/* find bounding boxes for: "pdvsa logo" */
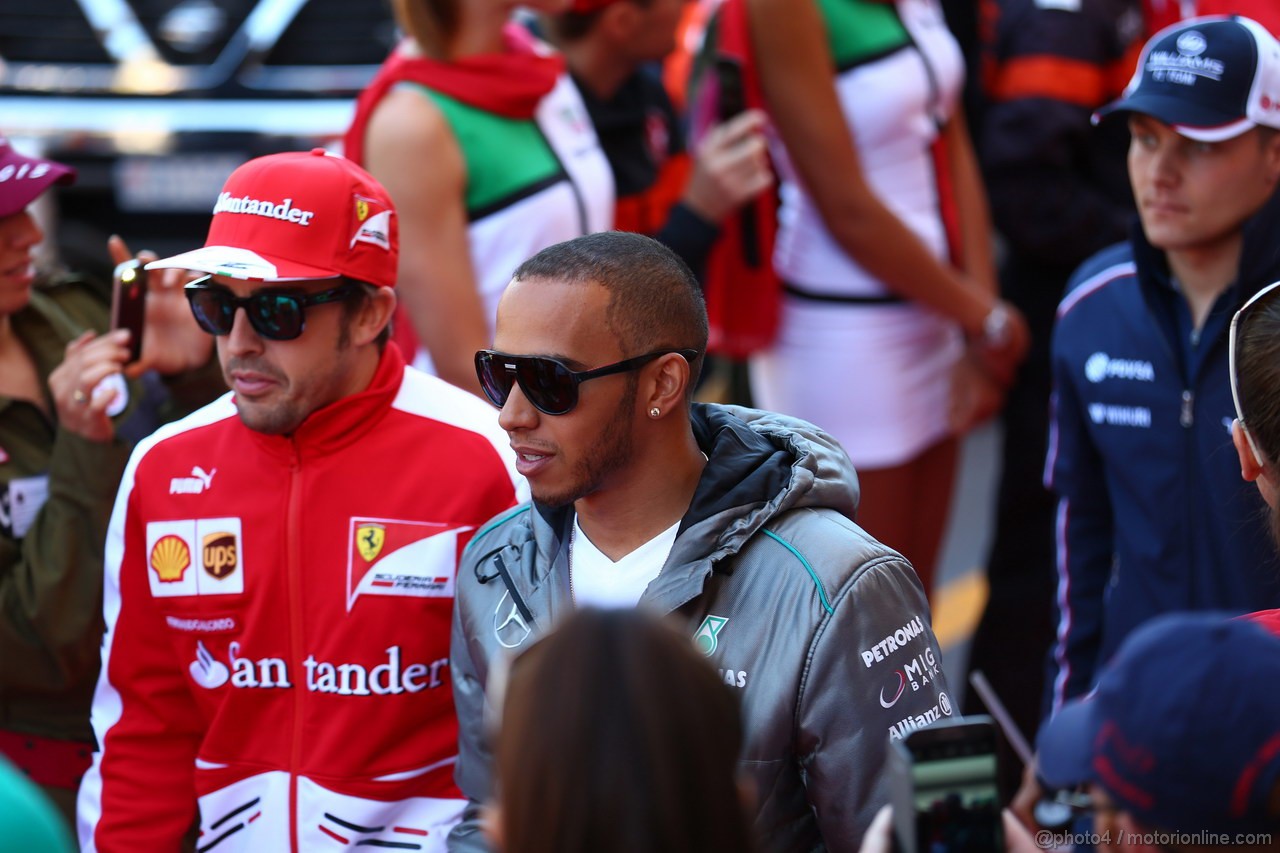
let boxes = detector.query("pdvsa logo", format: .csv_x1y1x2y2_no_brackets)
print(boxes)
1084,352,1154,383
146,518,244,598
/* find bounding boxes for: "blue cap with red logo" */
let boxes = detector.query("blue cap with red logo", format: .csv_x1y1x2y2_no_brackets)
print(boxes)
1036,612,1280,835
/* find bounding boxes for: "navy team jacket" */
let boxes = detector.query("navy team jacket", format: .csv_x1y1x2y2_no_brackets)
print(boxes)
1044,191,1280,715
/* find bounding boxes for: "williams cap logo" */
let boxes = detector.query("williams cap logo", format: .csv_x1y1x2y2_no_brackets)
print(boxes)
150,534,191,583
356,523,385,562
694,615,729,656
202,532,238,579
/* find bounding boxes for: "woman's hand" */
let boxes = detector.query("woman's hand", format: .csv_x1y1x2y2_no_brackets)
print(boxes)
683,109,774,223
48,329,132,442
108,235,212,378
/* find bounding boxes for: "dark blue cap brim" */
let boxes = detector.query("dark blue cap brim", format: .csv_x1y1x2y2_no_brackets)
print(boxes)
1035,697,1102,789
1093,92,1253,140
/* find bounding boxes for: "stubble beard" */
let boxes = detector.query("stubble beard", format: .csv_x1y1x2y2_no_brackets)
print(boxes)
533,380,639,509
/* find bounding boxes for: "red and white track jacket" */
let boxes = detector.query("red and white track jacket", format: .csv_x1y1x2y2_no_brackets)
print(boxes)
78,345,521,852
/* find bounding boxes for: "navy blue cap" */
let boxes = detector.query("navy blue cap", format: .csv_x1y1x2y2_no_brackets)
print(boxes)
1094,16,1280,142
1037,612,1280,835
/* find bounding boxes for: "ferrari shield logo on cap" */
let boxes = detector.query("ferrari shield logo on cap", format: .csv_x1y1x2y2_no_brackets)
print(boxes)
356,523,385,562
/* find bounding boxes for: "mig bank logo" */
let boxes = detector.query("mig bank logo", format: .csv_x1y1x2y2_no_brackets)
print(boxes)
694,615,729,656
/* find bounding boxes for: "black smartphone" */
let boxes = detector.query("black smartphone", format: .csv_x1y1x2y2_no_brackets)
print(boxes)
715,56,746,123
888,716,1005,853
713,55,762,267
111,259,147,364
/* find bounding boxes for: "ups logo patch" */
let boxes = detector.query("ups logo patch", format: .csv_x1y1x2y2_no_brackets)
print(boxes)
203,532,238,579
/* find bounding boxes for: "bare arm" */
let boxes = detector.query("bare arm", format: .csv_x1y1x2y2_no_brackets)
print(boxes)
745,0,993,335
364,87,487,396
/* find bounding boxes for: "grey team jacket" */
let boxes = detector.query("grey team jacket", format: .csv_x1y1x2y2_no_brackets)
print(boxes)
448,404,951,852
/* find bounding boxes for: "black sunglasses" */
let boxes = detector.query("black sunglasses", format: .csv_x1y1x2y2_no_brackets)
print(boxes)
475,348,699,415
184,276,362,341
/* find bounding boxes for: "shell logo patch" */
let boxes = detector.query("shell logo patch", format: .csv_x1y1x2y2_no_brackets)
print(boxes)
346,518,473,611
147,518,244,598
150,535,191,583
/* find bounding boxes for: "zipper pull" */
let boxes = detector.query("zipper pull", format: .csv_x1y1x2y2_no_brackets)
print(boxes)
1180,389,1194,427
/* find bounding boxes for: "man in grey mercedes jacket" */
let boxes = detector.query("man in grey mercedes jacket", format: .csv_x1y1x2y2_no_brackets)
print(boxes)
449,232,950,852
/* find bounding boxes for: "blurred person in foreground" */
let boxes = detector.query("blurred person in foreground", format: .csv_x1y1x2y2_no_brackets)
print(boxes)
1230,277,1280,637
450,231,950,852
1036,611,1280,851
76,150,521,851
344,0,613,392
486,607,754,853
0,139,219,824
1044,15,1280,716
542,0,773,281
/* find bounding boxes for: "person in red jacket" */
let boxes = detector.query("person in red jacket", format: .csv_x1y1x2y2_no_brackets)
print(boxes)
75,149,522,852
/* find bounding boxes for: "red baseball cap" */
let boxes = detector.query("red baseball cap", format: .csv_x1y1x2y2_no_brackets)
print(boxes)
148,149,398,287
0,139,75,218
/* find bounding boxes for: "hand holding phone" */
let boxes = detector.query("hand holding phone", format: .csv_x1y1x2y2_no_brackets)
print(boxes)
111,258,148,364
888,716,1005,853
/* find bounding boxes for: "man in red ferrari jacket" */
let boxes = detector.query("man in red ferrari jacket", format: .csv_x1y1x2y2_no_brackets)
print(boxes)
75,149,522,852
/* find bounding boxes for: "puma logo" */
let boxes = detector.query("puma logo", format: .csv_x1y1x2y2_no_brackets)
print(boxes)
170,466,218,495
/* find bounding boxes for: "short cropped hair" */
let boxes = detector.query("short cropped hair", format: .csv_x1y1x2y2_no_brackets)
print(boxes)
511,231,708,398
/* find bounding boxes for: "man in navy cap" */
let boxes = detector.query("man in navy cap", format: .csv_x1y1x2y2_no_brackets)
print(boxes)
1044,15,1280,718
1037,612,1280,850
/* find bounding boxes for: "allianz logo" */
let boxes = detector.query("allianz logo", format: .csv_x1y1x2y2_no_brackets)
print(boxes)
1089,404,1152,428
1085,352,1155,383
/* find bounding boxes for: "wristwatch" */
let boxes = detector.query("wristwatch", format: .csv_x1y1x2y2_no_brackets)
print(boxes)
981,302,1012,349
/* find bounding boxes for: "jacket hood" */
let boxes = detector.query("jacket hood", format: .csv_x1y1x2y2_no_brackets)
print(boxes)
686,403,858,529
661,403,859,574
